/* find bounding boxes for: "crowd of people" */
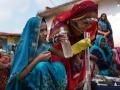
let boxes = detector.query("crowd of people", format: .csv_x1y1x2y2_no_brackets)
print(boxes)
0,0,120,90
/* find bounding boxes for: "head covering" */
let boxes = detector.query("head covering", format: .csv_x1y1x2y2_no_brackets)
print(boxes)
11,16,42,75
94,35,106,47
99,13,112,32
90,35,112,62
55,0,97,22
49,0,98,39
6,16,43,90
99,13,107,21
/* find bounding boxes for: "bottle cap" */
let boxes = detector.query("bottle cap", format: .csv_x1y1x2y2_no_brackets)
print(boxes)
60,27,65,33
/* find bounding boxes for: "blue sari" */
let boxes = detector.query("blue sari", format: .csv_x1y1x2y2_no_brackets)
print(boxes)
6,17,67,90
90,35,113,76
98,19,114,48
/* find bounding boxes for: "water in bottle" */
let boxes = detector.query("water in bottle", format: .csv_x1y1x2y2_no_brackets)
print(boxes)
60,27,73,58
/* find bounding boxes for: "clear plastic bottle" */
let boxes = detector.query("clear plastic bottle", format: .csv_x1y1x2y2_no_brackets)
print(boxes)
60,27,73,58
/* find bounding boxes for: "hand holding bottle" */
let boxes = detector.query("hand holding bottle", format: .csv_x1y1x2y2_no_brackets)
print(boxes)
58,27,73,58
52,30,68,43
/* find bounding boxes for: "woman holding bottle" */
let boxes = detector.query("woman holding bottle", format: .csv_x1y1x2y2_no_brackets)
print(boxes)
49,0,98,89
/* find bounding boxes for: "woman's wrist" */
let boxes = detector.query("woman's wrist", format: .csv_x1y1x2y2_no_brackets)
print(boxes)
34,57,41,64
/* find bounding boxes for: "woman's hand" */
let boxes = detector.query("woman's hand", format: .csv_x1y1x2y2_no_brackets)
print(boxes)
54,32,68,43
36,51,51,62
104,31,110,38
19,51,51,79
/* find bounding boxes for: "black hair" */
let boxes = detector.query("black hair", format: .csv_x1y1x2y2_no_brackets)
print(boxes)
100,13,107,21
99,13,111,30
98,13,106,21
42,18,46,23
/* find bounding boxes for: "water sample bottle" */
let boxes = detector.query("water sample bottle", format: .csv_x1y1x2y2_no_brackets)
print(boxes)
60,27,73,58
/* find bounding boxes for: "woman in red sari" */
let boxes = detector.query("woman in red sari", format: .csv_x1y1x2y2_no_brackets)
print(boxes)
49,0,98,90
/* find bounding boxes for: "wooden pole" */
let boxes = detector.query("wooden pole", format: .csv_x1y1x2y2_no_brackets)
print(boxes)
83,32,91,90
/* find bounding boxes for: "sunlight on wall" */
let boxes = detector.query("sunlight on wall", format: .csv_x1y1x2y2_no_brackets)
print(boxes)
108,13,120,47
98,0,120,47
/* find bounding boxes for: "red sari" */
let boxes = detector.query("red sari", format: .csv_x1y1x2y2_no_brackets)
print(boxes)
51,43,86,90
50,0,97,89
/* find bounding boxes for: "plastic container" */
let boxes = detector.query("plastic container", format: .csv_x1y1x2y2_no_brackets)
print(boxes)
60,27,73,58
